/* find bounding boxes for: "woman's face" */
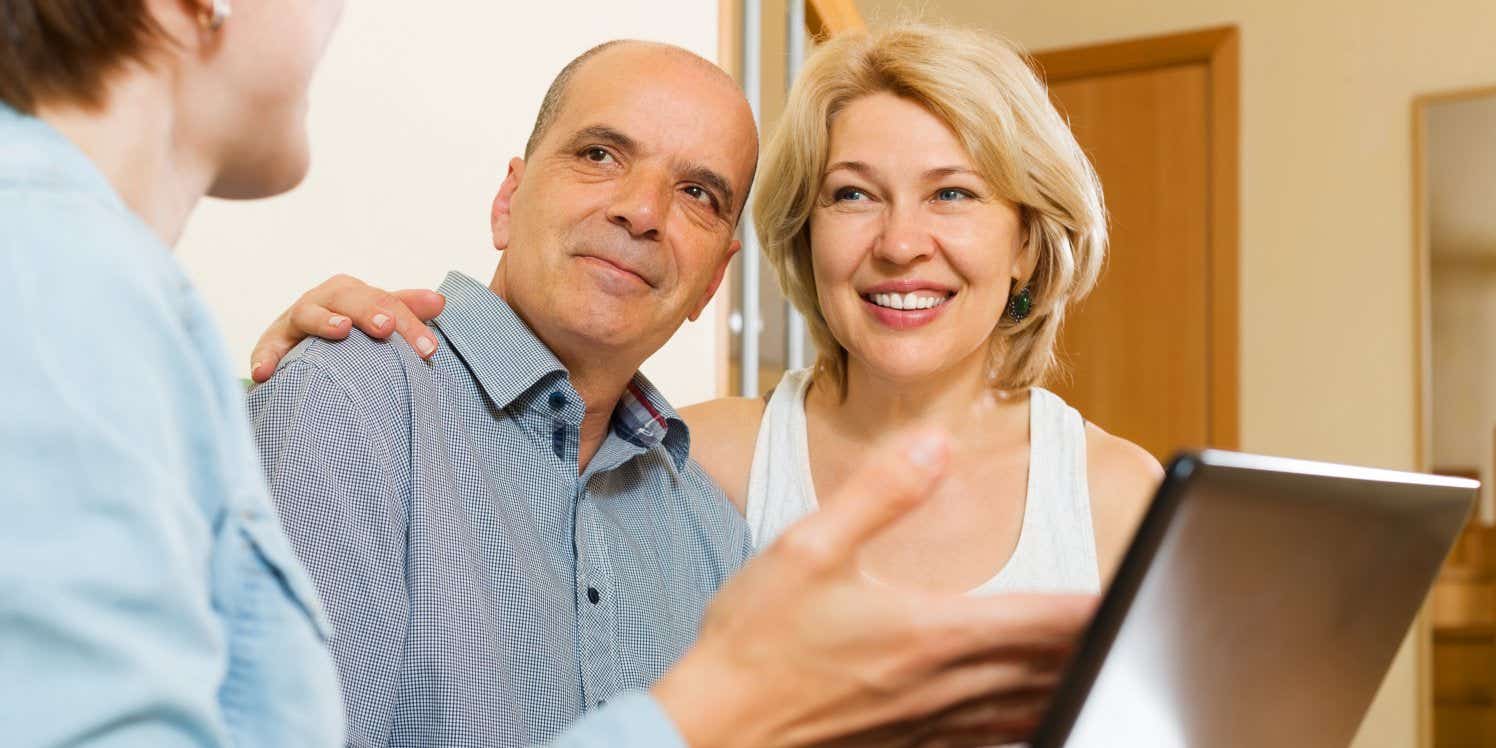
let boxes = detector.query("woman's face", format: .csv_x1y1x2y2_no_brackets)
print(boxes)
809,92,1028,385
186,0,346,199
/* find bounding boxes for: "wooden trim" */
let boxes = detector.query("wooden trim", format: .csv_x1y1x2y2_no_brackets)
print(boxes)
1206,29,1240,451
1410,82,1496,748
716,0,740,398
1034,26,1238,83
1033,27,1240,451
1412,95,1431,748
807,0,864,38
718,0,741,82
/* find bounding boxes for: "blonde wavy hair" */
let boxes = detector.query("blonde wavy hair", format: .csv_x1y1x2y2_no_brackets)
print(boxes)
754,22,1107,394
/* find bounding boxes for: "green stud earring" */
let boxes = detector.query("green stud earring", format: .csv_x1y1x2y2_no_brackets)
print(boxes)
1007,286,1032,321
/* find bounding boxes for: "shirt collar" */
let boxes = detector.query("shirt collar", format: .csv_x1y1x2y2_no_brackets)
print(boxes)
432,271,691,467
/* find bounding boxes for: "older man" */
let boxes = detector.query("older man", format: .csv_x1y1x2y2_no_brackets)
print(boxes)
251,40,1091,747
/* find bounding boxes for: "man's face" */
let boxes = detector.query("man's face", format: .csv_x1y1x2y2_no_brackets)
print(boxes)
491,45,758,365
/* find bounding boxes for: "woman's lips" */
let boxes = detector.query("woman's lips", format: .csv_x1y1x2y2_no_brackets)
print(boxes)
860,291,954,330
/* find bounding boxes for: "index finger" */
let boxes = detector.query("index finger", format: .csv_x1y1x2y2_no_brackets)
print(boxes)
783,427,950,563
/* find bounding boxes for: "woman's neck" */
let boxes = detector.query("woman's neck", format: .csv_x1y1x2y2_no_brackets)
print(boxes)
37,68,216,247
813,347,1021,442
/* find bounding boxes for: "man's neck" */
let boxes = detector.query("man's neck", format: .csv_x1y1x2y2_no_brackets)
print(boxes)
38,68,214,247
490,270,644,472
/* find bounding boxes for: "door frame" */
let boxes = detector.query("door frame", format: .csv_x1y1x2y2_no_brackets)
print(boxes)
1033,26,1241,450
1411,81,1496,748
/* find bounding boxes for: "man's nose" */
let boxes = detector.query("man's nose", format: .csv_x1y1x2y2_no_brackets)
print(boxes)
607,167,669,241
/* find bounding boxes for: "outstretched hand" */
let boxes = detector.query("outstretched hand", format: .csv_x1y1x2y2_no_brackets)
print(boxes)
653,428,1096,747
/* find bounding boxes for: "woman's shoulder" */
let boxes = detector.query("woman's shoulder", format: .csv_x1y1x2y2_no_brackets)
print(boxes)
1079,418,1164,581
678,395,769,515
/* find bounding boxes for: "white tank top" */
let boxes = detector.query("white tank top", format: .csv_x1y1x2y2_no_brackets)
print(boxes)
745,368,1101,594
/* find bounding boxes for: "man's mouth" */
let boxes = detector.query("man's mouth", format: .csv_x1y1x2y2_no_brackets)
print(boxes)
579,254,654,289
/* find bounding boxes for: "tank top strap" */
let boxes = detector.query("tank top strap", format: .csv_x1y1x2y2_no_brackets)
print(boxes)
744,368,818,548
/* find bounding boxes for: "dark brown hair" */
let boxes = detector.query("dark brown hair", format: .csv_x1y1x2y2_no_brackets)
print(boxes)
0,0,164,112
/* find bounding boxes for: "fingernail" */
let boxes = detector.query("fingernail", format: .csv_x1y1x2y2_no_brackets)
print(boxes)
906,430,949,475
251,360,264,375
417,337,436,356
329,314,350,328
371,313,392,329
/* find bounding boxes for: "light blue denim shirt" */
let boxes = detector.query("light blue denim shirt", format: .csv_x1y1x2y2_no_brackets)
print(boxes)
0,104,343,746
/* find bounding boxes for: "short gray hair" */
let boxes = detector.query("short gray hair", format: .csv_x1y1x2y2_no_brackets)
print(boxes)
523,40,626,158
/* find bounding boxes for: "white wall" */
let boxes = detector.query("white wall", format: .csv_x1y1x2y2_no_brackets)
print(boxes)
853,1,1496,746
177,1,724,406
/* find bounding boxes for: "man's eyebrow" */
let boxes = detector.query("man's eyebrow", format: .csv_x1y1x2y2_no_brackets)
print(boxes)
682,163,736,216
562,125,639,154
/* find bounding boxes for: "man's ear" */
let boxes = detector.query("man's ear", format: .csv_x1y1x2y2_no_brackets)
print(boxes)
490,157,526,251
688,239,741,322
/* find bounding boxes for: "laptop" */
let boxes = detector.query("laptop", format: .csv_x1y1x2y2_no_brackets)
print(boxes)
1033,450,1478,747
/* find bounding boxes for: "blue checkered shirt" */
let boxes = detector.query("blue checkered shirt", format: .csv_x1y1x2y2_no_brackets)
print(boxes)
248,271,752,747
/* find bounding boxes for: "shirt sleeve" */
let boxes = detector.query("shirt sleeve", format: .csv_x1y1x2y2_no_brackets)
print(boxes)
249,354,411,748
0,213,228,746
546,691,688,748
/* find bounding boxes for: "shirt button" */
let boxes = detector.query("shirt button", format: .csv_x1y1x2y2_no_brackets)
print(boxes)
587,587,601,604
549,390,567,410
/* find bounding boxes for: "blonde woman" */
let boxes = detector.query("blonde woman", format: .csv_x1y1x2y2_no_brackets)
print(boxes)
260,23,1160,594
689,23,1161,592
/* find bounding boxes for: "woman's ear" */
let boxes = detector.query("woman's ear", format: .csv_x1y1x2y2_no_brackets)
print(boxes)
1012,214,1040,284
490,157,526,251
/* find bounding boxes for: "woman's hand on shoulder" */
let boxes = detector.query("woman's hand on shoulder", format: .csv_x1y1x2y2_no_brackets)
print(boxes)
250,275,445,383
1084,424,1165,583
679,397,767,516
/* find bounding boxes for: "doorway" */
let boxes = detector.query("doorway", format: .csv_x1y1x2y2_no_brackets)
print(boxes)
1032,27,1241,458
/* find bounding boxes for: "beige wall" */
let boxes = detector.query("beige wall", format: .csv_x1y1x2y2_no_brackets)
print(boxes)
177,1,723,406
856,0,1496,745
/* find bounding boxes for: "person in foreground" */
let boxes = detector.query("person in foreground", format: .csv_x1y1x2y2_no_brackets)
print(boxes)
0,0,348,744
248,39,1096,747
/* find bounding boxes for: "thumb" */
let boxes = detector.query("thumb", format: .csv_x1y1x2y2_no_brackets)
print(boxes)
789,427,950,561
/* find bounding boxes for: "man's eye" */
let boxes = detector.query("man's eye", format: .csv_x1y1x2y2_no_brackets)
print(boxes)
583,147,614,163
834,187,867,201
683,185,719,210
936,188,974,201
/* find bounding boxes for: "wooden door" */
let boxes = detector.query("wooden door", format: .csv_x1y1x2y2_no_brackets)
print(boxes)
1034,29,1240,459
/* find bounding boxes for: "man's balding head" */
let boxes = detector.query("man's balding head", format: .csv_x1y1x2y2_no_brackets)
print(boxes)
524,41,752,167
490,38,759,374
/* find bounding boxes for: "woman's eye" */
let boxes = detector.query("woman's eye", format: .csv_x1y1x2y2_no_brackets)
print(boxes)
834,187,867,201
583,147,614,163
935,188,973,201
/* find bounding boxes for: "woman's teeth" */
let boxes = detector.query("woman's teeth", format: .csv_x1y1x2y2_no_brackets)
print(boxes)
867,292,949,311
